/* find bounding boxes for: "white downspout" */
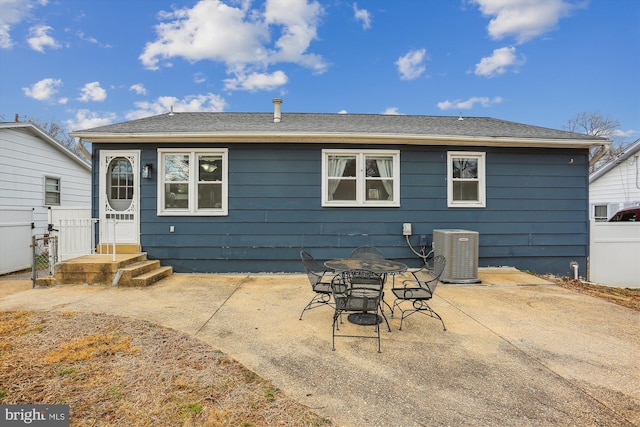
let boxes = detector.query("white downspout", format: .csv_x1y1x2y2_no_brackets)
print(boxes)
75,137,92,161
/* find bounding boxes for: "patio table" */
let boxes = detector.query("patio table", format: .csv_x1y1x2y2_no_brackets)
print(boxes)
324,258,407,325
324,258,408,275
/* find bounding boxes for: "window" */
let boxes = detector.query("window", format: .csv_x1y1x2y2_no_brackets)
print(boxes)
447,151,486,208
322,149,400,207
107,157,134,211
44,176,60,206
593,204,609,222
158,149,228,216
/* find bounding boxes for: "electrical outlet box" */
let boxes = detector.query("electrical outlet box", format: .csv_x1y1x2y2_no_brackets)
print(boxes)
170,225,175,233
402,223,412,236
419,235,427,246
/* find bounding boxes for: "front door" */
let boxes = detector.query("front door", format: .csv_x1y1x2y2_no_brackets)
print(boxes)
99,151,140,245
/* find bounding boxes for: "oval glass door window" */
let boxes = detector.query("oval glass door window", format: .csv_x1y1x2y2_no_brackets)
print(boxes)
107,157,134,211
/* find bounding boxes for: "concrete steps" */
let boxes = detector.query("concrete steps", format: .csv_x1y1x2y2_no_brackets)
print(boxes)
115,260,173,287
47,253,172,287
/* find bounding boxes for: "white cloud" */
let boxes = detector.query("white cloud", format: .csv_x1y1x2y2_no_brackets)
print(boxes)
395,48,427,80
437,96,503,110
0,23,11,49
65,109,117,132
78,81,107,102
471,0,580,44
613,129,639,138
264,0,326,72
475,46,524,77
382,107,403,115
224,70,288,91
27,24,60,52
76,30,97,44
22,77,62,101
139,0,326,91
125,93,227,120
0,0,46,48
129,83,147,95
338,110,348,114
353,3,372,30
194,72,207,84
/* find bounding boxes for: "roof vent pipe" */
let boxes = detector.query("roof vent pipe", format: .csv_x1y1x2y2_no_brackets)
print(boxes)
272,98,282,123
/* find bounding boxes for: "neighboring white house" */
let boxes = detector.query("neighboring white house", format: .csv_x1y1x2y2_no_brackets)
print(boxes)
0,121,91,274
589,138,640,221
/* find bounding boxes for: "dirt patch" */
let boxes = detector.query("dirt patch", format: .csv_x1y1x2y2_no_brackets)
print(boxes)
542,275,640,312
0,310,333,427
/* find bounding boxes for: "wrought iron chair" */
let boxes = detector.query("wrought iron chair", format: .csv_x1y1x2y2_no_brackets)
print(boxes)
391,255,447,331
299,250,335,320
350,245,385,259
330,269,387,352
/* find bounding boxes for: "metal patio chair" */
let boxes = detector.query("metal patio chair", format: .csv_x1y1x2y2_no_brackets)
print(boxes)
350,245,385,259
391,255,447,331
330,269,387,352
299,250,336,320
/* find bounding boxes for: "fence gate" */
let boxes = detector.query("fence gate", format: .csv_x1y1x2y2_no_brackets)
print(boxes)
32,235,58,288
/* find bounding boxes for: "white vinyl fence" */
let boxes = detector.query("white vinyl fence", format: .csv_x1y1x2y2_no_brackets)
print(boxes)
589,221,640,288
49,207,93,261
49,207,120,261
0,207,33,274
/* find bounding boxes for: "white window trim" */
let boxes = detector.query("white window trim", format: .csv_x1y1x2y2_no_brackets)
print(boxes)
447,151,486,208
44,175,61,206
157,148,228,216
322,149,400,207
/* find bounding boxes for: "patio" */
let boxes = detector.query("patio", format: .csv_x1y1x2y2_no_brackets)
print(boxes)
1,269,638,426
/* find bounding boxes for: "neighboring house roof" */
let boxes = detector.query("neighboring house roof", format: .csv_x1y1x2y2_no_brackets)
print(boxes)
70,111,607,149
1,121,91,170
589,137,640,183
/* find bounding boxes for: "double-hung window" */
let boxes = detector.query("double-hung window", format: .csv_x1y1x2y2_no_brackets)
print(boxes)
447,151,486,208
592,204,609,221
322,149,400,207
44,176,61,206
158,149,228,216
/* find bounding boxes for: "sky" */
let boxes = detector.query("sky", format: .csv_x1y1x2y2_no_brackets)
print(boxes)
0,0,638,144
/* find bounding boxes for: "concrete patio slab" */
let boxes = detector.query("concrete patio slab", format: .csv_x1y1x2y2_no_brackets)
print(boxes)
1,270,638,426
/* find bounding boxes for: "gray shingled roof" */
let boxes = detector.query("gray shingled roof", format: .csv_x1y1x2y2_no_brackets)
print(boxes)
70,112,607,147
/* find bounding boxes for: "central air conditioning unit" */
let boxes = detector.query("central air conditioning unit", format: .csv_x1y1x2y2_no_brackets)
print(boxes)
433,229,481,283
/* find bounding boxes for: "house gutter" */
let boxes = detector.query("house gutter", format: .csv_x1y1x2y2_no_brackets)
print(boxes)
75,137,92,161
68,132,604,149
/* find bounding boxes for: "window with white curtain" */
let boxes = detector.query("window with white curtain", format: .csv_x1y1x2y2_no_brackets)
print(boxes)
322,149,400,207
158,148,228,216
447,151,486,208
592,204,609,221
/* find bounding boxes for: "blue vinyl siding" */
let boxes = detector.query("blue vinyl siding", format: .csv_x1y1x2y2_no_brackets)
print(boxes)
94,143,590,276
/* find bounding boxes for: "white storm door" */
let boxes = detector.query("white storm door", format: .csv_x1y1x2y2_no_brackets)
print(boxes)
99,150,140,245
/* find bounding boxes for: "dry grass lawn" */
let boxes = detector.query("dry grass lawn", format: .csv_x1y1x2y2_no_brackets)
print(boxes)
0,310,332,427
543,275,640,312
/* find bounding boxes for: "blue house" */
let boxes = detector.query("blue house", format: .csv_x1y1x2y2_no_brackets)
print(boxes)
70,100,608,276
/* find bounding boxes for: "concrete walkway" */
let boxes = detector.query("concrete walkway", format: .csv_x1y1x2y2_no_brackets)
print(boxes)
1,269,638,426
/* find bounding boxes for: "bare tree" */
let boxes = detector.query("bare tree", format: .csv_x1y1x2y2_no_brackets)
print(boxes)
24,117,90,160
564,111,623,172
